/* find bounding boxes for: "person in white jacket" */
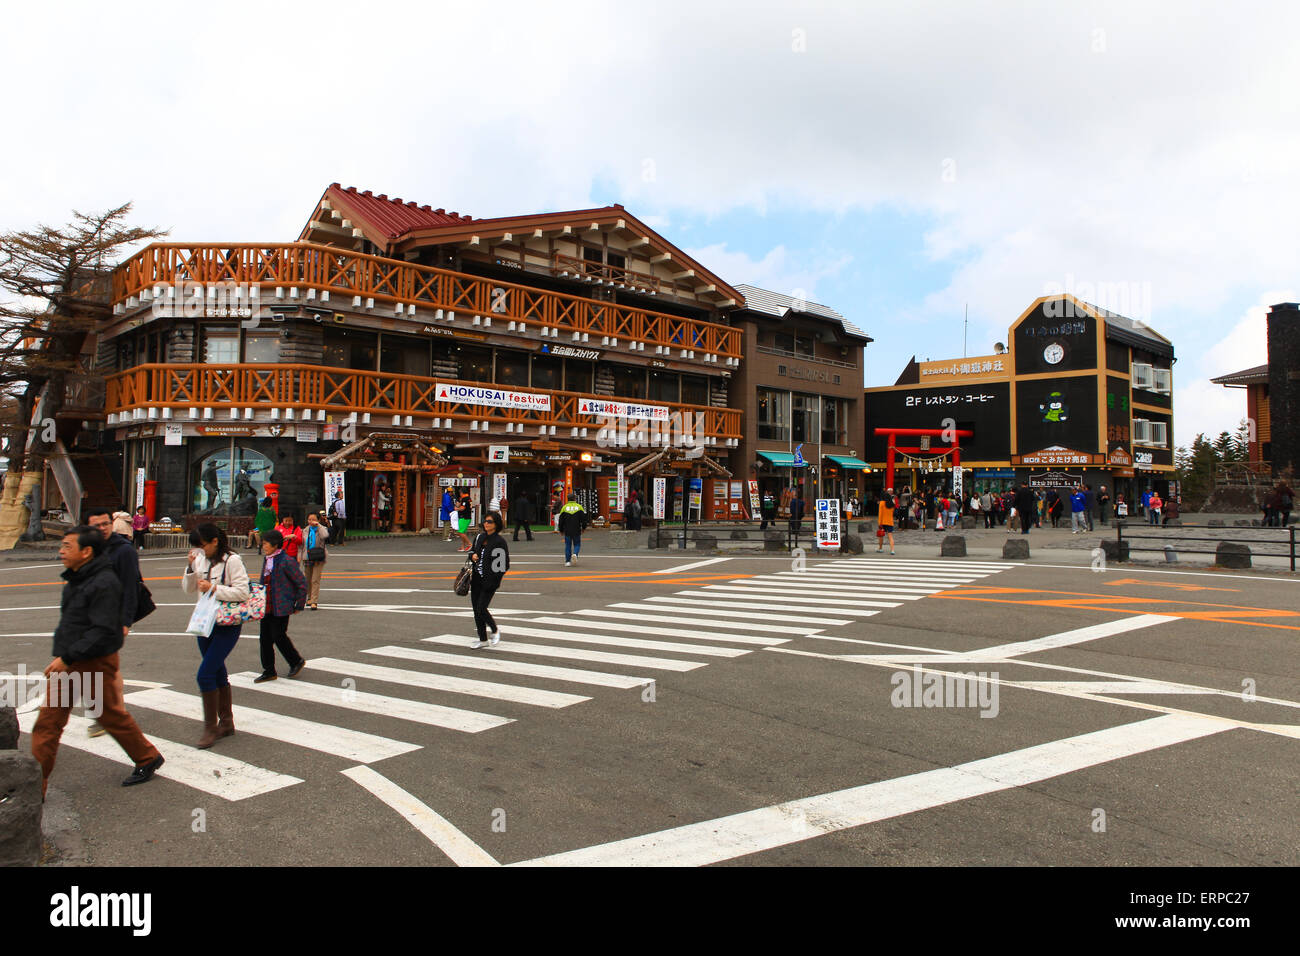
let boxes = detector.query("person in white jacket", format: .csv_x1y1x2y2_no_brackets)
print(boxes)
181,523,251,749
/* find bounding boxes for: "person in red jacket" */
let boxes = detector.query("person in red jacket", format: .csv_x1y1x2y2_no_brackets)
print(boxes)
276,513,304,559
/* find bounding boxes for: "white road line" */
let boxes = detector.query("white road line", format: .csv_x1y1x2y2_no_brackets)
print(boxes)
342,766,499,867
616,602,852,626
18,711,301,801
695,587,902,608
418,635,709,671
324,654,591,706
649,596,881,617
575,608,816,636
124,688,421,763
491,624,754,655
802,635,963,653
1008,680,1216,696
740,576,941,593
531,615,787,647
652,557,733,574
769,572,980,586
954,614,1180,661
716,581,928,600
513,714,1228,866
228,672,512,733
358,647,649,689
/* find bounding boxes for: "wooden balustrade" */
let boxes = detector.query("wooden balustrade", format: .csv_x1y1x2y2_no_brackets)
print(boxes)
113,243,742,359
105,364,742,440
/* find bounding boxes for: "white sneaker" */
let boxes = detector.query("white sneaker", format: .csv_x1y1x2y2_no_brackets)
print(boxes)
489,629,501,646
470,639,489,649
565,560,571,567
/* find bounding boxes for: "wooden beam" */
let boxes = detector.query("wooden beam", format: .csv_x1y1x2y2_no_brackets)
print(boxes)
673,269,695,280
630,237,650,248
651,253,672,263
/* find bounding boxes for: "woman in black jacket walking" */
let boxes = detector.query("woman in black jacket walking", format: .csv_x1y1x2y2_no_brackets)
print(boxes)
468,511,510,648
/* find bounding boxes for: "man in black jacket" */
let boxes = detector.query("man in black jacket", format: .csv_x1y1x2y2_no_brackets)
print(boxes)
85,508,152,738
511,491,536,541
30,527,164,797
1013,484,1036,535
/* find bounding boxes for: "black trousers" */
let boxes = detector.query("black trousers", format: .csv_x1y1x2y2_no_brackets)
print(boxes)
512,518,533,540
331,518,346,546
760,510,775,529
259,614,303,675
1020,511,1034,535
470,577,498,642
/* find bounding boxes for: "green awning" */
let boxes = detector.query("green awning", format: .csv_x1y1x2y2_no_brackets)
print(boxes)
757,450,804,467
827,455,870,470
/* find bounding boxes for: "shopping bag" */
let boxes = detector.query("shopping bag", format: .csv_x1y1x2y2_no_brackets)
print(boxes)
186,590,220,637
216,583,267,626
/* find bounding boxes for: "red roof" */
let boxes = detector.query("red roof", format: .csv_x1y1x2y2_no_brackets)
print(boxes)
325,183,475,240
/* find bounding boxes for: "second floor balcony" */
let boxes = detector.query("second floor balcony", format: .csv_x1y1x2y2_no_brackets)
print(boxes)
105,363,742,449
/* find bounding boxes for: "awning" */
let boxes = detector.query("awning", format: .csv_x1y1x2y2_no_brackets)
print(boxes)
757,450,804,467
826,455,870,470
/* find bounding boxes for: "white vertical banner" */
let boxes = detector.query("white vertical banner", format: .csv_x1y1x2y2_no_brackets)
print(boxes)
815,498,842,551
616,464,626,513
493,472,508,508
653,477,666,519
952,464,964,502
324,472,346,512
135,467,146,511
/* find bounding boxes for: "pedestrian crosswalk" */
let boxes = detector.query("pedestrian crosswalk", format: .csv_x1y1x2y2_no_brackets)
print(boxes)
33,557,1015,802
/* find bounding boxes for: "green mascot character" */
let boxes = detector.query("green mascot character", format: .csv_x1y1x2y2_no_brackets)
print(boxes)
1040,392,1069,423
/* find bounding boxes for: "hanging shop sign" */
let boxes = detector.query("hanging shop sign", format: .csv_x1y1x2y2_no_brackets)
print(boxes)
434,383,552,412
815,499,842,551
1028,471,1082,488
323,423,340,441
1108,446,1133,467
1013,446,1099,466
371,433,423,451
653,477,666,519
952,464,964,500
195,424,256,437
493,472,508,505
488,445,510,463
296,424,319,443
135,468,146,511
324,472,345,511
577,398,669,421
1133,451,1155,469
164,423,183,446
616,464,626,513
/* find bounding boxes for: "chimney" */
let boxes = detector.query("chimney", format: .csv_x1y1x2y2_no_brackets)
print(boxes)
1267,302,1299,481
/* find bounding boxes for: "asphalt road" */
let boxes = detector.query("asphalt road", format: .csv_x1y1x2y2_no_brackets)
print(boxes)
4,534,1297,867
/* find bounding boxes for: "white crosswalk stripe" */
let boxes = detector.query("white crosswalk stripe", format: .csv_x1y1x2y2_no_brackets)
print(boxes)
533,615,789,646
574,608,805,638
464,623,750,657
648,595,883,617
694,587,903,608
611,602,851,626
331,654,592,705
418,634,709,671
353,648,649,690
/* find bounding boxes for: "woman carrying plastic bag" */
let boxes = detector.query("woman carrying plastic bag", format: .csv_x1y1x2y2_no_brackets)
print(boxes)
182,523,251,749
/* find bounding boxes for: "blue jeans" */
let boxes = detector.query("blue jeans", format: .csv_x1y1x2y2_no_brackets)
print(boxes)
196,623,243,692
565,535,581,561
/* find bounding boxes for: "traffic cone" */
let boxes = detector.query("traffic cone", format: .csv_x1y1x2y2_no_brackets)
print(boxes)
936,513,944,530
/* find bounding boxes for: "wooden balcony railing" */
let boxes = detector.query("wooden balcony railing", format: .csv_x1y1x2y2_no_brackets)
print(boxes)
112,243,742,360
105,364,742,441
551,252,674,297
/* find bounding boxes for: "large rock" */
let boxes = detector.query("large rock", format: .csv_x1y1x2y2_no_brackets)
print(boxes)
0,750,43,867
0,706,17,749
842,533,864,555
941,535,967,557
1207,519,1224,528
729,530,749,540
1216,541,1251,569
763,531,786,552
960,516,977,529
646,532,665,550
1100,539,1130,563
1003,537,1030,560
1233,520,1251,527
692,533,717,551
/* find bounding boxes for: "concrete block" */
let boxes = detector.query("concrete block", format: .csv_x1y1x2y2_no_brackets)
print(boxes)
1100,539,1130,563
0,706,16,750
1216,541,1251,569
960,516,977,529
842,533,864,554
763,532,786,552
941,535,967,557
0,750,43,867
1002,537,1030,560
1233,520,1251,527
1208,519,1225,527
729,530,749,540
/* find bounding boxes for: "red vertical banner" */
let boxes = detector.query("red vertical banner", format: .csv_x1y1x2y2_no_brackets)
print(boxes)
564,465,574,500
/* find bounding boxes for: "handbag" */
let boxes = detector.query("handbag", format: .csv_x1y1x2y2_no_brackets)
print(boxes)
186,590,220,637
453,560,473,597
203,559,268,627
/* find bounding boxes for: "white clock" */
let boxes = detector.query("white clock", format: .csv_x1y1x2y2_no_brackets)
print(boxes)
1043,342,1065,365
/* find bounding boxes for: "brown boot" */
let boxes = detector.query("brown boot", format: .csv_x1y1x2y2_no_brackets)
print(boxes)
197,689,221,749
216,685,236,740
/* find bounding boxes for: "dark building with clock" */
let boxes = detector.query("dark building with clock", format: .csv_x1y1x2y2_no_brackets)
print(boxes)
864,294,1175,505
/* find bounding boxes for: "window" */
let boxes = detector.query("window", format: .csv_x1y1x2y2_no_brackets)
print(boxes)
681,374,708,406
796,334,815,358
202,327,239,364
565,359,593,394
821,397,846,445
757,388,788,441
1153,368,1172,394
648,370,679,403
607,251,626,270
496,348,530,387
612,365,646,399
455,345,492,382
191,446,273,514
1150,421,1168,447
323,329,377,370
1132,363,1154,390
243,332,279,363
792,393,819,443
531,354,561,390
380,335,430,376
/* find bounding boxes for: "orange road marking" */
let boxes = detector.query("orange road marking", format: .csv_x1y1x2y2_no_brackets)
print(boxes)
1102,577,1238,592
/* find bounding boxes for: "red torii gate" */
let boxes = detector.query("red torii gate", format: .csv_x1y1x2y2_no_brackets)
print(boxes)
874,427,974,490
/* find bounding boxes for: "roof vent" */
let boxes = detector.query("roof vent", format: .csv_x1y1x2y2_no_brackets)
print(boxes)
435,208,445,215
329,182,341,189
421,205,431,212
362,190,373,197
378,194,388,201
449,211,458,218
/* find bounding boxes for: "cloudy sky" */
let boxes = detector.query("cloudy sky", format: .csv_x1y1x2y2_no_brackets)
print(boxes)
5,1,1296,447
